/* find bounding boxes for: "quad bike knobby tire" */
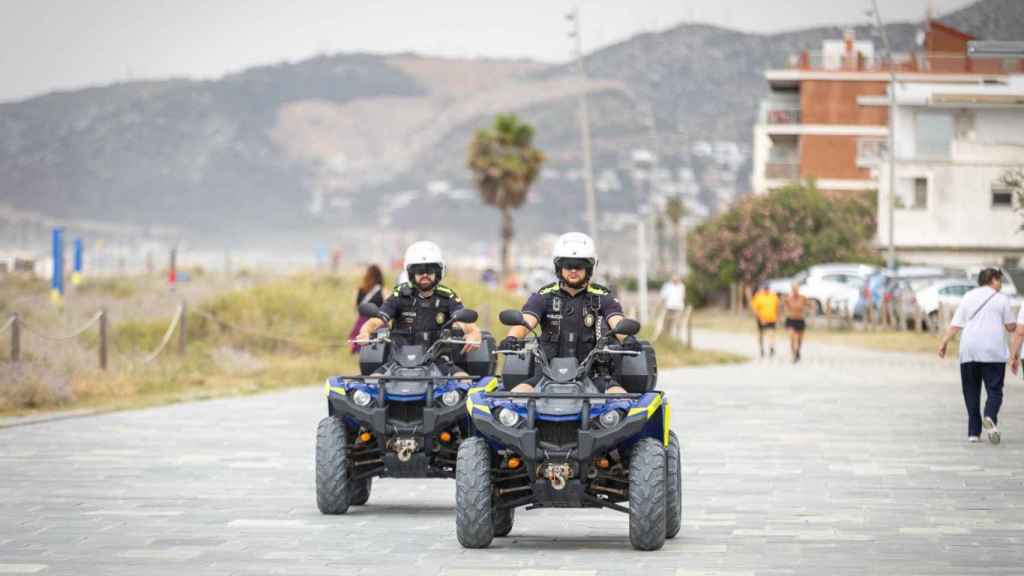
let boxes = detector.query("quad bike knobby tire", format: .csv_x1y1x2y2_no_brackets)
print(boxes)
455,437,494,548
629,437,667,551
316,417,351,515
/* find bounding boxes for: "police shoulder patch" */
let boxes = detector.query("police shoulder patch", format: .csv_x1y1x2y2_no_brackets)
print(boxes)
538,282,559,295
587,283,610,295
435,284,453,295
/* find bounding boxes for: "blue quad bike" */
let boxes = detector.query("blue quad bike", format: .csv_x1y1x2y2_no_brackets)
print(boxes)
316,302,495,514
455,310,681,551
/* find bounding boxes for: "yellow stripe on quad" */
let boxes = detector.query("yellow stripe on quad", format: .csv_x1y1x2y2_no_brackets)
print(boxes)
466,394,492,416
468,376,499,396
663,398,671,447
627,393,669,446
466,376,499,416
323,379,347,398
627,393,663,419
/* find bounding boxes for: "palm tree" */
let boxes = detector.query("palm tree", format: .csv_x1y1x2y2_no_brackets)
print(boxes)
467,114,545,280
664,196,688,275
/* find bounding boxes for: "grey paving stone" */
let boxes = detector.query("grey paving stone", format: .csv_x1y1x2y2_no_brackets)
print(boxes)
1,331,1022,574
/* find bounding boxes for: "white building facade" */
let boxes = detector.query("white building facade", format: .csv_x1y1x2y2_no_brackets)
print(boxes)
877,77,1024,267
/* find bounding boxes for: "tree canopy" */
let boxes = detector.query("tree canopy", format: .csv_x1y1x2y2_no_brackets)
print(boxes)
686,182,880,304
467,114,545,278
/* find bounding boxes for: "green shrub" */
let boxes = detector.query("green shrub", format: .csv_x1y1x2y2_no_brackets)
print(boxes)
686,182,880,305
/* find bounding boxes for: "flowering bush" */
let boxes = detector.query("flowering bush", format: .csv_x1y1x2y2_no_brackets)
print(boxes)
686,183,880,305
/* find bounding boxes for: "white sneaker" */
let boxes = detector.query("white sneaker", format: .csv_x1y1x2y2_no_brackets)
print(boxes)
968,436,980,443
983,417,1001,445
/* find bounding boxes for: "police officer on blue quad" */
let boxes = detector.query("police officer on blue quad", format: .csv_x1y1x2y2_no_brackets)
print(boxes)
357,241,481,377
500,232,640,393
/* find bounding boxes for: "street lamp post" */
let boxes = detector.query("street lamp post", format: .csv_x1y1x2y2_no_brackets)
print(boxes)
567,7,599,249
603,212,649,326
870,0,897,270
637,215,648,325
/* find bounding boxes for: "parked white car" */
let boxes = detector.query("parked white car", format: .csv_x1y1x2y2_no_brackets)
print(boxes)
797,263,879,315
916,277,1022,328
914,278,976,319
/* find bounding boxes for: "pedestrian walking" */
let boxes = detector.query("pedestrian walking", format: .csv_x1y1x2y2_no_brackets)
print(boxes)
653,275,686,341
751,283,780,358
783,283,808,363
349,264,385,354
939,267,1016,444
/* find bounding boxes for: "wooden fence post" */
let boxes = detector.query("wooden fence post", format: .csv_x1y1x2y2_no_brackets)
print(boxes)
10,313,19,363
684,305,694,350
178,300,188,355
98,308,108,370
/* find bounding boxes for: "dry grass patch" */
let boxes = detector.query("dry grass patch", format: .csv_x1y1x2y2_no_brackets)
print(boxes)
692,310,953,355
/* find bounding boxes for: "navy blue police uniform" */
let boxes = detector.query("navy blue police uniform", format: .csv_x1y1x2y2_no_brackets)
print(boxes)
521,281,623,388
378,282,465,373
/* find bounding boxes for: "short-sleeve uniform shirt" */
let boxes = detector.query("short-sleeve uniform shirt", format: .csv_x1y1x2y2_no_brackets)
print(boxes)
522,282,624,362
378,283,464,345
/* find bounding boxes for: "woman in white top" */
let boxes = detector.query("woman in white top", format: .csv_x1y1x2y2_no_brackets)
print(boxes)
938,268,1016,444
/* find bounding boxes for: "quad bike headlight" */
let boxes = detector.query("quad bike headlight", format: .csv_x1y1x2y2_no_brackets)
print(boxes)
598,409,623,428
441,389,462,407
497,407,521,428
351,389,373,407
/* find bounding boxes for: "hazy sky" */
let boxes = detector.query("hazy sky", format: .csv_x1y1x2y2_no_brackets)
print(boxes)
0,0,977,103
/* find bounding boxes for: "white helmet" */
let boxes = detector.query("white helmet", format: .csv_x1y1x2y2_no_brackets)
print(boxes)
403,241,446,281
552,232,598,275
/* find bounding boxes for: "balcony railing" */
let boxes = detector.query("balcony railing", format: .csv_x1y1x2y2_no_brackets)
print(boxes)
766,108,801,124
791,50,1024,75
759,100,802,125
856,138,888,166
765,162,799,180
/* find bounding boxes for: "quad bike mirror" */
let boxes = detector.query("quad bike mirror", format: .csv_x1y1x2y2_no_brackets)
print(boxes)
610,318,641,337
358,302,382,318
499,309,528,327
450,308,478,325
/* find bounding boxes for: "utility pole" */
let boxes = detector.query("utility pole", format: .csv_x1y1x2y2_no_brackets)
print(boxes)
567,7,599,247
870,0,898,270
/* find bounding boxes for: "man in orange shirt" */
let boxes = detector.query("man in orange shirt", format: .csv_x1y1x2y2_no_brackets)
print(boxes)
750,283,780,358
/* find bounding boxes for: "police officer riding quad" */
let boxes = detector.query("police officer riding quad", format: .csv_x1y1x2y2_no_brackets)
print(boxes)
455,310,681,551
316,241,494,514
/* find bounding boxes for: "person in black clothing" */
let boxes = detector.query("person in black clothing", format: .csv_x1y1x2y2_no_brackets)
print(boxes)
356,241,481,376
499,232,639,393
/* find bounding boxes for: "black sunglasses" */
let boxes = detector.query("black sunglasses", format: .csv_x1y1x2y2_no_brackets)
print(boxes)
409,264,438,276
559,259,591,271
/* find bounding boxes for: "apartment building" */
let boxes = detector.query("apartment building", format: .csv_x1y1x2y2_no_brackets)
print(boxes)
876,77,1024,267
751,22,1023,195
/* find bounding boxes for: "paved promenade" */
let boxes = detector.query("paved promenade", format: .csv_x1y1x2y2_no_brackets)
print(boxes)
1,331,1022,575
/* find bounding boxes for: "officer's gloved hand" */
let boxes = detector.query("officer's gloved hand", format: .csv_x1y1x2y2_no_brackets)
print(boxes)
498,336,522,352
619,335,642,352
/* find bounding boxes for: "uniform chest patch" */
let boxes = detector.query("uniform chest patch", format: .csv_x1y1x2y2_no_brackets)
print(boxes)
584,313,595,328
436,312,446,325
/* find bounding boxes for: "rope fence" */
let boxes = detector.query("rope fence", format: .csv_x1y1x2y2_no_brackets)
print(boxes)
142,304,184,364
3,298,350,371
18,311,104,342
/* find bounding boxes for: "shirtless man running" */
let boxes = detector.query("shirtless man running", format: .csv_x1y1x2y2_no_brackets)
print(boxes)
784,283,809,363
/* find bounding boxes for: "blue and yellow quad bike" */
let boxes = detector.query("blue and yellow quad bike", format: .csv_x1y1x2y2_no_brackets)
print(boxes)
455,310,681,551
316,303,495,514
